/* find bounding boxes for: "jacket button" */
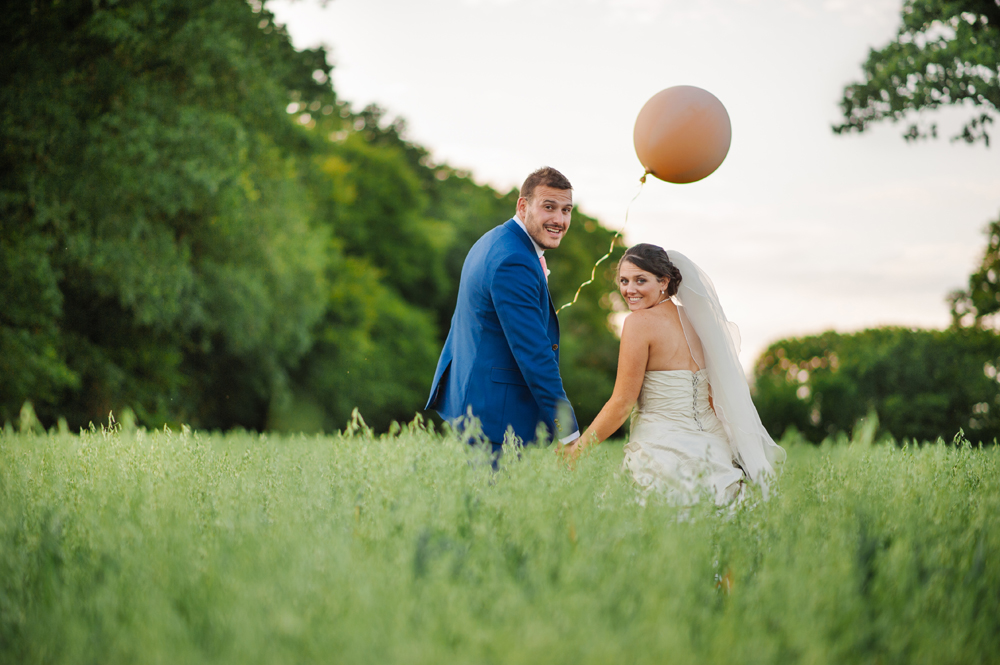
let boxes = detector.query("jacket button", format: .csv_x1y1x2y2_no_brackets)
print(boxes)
552,344,558,351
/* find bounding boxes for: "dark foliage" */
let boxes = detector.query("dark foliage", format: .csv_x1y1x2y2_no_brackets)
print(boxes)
834,0,999,145
753,327,1000,443
0,0,623,434
950,212,1000,327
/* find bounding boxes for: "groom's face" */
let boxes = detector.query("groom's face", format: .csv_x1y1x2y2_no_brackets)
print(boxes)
517,186,573,250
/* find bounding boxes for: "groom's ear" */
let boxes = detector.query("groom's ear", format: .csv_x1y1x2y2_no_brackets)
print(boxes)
516,196,527,218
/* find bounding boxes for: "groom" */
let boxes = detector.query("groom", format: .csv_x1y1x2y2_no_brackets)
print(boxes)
426,166,579,456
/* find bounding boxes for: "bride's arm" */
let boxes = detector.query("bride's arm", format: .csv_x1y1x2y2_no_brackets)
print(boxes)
574,314,651,453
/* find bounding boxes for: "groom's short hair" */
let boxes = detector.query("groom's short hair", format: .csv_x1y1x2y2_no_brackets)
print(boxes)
520,167,572,201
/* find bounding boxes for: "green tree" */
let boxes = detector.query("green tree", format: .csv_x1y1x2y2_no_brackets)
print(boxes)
828,0,1000,446
1,0,625,435
949,212,1000,326
269,253,442,434
753,327,1000,443
834,0,999,144
0,0,335,428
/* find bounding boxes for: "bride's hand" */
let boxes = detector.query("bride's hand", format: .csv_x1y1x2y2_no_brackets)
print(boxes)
558,438,582,466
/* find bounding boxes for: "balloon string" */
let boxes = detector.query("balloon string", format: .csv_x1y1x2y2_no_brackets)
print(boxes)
556,172,648,315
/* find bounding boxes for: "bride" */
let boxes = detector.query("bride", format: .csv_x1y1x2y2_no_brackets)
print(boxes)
564,244,785,504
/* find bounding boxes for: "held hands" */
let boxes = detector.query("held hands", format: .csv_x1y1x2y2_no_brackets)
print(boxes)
558,431,598,468
558,437,582,465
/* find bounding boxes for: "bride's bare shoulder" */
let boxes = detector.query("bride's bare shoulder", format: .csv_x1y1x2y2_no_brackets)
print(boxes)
622,305,680,335
622,307,654,328
622,304,680,334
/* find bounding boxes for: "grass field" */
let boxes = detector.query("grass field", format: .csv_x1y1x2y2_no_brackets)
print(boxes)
2,414,998,664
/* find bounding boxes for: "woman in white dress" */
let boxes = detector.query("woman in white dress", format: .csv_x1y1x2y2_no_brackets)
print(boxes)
564,244,785,504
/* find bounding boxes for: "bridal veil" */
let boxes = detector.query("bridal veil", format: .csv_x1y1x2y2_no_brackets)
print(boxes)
667,251,786,496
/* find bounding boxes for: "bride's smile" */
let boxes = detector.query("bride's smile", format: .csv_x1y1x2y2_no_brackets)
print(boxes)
618,261,668,311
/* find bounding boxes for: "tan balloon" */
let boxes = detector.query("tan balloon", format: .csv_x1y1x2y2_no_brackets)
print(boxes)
633,86,732,184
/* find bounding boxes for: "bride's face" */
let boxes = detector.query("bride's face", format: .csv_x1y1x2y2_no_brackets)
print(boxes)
618,261,667,311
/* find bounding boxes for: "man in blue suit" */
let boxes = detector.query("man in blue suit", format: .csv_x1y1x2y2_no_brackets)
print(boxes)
427,167,579,456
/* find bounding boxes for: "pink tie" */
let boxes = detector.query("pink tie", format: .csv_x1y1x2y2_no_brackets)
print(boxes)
539,255,548,280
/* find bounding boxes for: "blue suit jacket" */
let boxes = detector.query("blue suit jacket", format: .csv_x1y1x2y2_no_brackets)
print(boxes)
426,219,578,444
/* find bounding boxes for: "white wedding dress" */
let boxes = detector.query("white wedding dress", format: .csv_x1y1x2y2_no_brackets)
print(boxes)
623,369,745,505
621,252,786,504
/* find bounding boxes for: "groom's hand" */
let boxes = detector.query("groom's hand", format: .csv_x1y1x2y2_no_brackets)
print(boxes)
558,438,582,466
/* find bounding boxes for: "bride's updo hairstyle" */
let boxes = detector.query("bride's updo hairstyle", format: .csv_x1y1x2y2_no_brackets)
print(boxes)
618,243,682,298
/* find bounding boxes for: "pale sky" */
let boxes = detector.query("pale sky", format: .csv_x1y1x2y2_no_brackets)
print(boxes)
271,0,1000,372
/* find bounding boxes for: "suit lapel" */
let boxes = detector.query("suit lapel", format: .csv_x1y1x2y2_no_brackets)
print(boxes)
504,219,560,335
504,219,537,255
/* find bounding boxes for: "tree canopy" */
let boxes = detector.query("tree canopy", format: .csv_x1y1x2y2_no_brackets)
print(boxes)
949,212,1000,327
1,0,624,434
1,0,337,428
753,327,1000,443
834,0,1000,145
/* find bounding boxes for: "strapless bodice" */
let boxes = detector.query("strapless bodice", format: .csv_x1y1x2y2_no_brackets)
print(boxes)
633,369,718,433
624,369,744,505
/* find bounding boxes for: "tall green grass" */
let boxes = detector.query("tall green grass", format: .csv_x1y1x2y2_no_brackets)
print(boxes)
1,414,998,664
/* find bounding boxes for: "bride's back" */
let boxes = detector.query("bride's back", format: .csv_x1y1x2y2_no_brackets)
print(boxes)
636,301,700,372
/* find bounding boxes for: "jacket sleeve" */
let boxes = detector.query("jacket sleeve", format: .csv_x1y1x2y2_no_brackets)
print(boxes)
490,254,578,441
